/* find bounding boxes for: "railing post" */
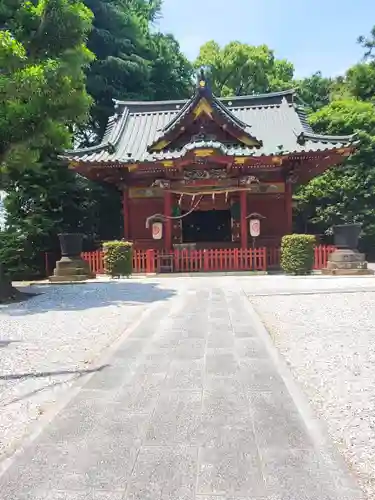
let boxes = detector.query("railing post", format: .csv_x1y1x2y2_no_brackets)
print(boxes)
44,252,50,277
261,247,267,271
146,249,155,274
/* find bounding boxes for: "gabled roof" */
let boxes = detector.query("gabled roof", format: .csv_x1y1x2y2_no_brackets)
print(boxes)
64,88,355,165
146,78,262,151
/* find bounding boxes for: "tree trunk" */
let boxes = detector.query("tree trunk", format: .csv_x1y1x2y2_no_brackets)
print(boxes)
0,263,19,302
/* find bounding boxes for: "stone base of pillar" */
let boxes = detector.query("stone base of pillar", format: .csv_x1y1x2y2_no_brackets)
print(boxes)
322,249,374,276
49,256,95,282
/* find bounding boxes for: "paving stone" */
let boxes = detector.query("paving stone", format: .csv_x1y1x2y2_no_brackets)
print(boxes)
145,391,202,445
112,373,166,412
207,332,235,349
126,445,197,500
205,353,239,377
38,393,119,445
175,339,206,360
202,379,249,417
197,412,256,449
44,491,125,500
238,359,287,392
197,447,266,496
84,366,132,390
94,411,150,446
165,359,204,391
196,497,265,500
111,339,147,361
235,338,268,359
250,392,312,449
132,352,172,375
261,448,346,500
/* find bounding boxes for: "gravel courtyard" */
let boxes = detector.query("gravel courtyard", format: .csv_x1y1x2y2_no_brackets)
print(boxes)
0,280,175,460
243,275,375,500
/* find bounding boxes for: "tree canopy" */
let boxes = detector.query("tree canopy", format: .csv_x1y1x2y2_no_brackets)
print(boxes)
0,0,94,171
0,0,194,280
194,41,294,97
295,30,375,254
82,0,193,140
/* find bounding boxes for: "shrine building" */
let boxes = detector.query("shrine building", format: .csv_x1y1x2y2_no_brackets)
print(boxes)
64,72,355,252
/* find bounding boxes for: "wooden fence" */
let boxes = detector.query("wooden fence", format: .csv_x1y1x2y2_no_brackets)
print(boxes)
73,245,335,275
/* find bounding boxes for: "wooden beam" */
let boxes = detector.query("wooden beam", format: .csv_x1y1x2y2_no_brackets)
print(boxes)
240,190,248,250
122,188,130,240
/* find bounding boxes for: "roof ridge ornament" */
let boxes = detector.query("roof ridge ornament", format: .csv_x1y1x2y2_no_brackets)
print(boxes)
197,67,212,98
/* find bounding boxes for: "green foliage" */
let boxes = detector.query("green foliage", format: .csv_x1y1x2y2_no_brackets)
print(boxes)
296,98,375,254
1,162,123,278
0,231,36,279
358,25,375,60
103,240,133,277
194,41,294,97
82,0,193,139
0,0,94,172
281,234,316,275
295,72,334,112
0,0,190,280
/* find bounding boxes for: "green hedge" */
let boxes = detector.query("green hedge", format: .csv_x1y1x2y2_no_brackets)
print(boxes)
281,234,316,275
103,240,133,278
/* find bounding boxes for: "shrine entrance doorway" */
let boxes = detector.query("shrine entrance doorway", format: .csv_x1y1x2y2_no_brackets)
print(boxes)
182,210,232,243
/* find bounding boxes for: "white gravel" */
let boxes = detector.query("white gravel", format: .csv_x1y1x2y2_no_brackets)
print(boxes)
247,280,375,500
0,280,172,460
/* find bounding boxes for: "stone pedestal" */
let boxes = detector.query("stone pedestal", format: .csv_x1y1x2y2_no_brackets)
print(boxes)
322,248,374,276
50,256,95,282
50,233,95,282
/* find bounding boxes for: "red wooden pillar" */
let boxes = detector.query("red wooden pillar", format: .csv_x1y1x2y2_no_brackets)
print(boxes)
122,188,130,240
164,191,172,252
285,180,293,234
240,190,248,249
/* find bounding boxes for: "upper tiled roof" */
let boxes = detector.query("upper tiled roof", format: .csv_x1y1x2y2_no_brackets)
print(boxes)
65,90,355,164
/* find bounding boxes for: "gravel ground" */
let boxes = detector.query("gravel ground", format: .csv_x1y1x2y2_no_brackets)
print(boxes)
0,280,174,460
248,285,375,500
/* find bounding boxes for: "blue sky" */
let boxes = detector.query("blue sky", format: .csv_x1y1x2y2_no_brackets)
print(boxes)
155,0,374,78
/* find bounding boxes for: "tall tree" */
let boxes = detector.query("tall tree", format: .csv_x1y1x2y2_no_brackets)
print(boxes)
0,0,93,296
82,0,192,141
83,0,152,138
0,0,93,170
295,71,333,112
148,33,193,101
358,24,375,59
296,99,375,253
194,41,294,97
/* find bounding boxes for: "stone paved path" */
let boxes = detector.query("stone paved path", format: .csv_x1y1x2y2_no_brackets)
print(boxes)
0,280,363,499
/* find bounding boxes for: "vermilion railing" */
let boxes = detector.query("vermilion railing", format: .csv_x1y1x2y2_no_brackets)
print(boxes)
313,245,336,269
74,245,335,275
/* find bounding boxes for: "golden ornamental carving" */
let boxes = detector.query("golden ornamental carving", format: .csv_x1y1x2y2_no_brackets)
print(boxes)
194,149,214,157
193,98,213,119
162,160,174,168
234,157,246,165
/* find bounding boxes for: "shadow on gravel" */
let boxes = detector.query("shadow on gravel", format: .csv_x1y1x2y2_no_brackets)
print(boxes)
0,340,21,348
2,281,176,316
0,364,109,381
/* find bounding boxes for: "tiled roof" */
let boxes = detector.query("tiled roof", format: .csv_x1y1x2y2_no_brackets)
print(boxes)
64,90,355,164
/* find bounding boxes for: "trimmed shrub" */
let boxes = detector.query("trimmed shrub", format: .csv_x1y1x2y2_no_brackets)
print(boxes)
281,234,316,275
103,240,133,278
